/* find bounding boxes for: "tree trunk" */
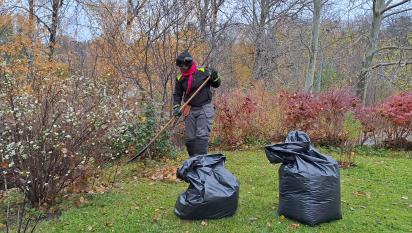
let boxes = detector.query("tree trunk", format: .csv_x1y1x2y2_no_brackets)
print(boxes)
28,0,36,81
196,0,210,41
316,52,324,92
29,0,35,36
253,0,269,79
305,0,322,93
49,0,62,59
126,0,133,42
357,0,385,105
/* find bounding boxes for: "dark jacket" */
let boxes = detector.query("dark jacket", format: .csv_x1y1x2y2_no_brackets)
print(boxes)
173,67,220,107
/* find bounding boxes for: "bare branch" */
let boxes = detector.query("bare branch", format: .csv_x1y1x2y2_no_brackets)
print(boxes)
383,7,412,18
381,0,410,15
372,46,412,55
370,61,412,69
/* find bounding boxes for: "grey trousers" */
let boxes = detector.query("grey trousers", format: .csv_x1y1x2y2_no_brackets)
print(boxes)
184,103,215,157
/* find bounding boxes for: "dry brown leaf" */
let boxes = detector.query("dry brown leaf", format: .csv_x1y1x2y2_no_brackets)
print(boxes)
152,211,161,223
201,220,208,226
352,191,371,198
146,166,178,182
79,196,89,204
289,223,300,229
1,161,8,169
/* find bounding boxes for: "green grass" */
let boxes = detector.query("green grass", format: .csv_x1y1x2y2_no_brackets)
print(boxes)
37,149,412,233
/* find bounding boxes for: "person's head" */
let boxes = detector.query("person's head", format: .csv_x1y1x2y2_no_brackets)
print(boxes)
176,50,193,72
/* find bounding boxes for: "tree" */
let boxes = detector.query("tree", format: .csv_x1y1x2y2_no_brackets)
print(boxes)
240,0,307,80
358,0,412,105
304,0,324,93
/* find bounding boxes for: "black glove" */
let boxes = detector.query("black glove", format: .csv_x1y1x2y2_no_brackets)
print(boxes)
208,68,221,88
173,104,182,117
210,68,218,81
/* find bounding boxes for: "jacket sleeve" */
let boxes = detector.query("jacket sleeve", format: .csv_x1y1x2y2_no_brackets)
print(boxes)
173,77,183,106
208,68,221,88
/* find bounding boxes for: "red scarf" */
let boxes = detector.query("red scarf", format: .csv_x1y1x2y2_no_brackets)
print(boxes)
181,62,197,96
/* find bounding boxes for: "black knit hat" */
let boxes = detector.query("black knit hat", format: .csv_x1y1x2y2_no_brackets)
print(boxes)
176,50,193,67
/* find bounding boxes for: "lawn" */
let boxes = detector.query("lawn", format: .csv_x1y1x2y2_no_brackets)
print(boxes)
37,148,412,233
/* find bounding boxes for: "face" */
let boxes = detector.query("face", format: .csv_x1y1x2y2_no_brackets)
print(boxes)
179,63,190,72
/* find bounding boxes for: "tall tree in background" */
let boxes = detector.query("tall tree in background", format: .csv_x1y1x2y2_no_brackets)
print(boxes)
126,0,146,42
48,0,63,58
358,0,412,105
240,0,307,80
304,0,324,93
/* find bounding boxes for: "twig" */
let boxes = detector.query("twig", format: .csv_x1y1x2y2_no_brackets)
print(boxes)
111,159,121,188
370,61,412,70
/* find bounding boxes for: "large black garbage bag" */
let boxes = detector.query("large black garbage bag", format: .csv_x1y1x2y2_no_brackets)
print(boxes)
265,131,342,226
174,154,239,220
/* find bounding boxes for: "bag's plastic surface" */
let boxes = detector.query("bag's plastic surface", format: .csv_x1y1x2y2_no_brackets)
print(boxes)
265,131,342,225
174,154,239,220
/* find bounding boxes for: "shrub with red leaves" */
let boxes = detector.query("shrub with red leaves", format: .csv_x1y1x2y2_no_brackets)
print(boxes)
315,89,360,145
355,106,384,144
214,91,259,146
276,89,360,146
276,91,321,133
213,87,282,147
375,92,412,140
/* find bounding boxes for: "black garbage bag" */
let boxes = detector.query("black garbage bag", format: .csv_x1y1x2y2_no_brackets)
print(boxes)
174,154,239,220
264,131,342,226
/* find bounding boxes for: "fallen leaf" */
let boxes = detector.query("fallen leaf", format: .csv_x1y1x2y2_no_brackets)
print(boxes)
266,222,272,227
201,220,208,226
1,161,8,169
289,223,300,229
359,205,367,209
79,196,88,204
249,217,258,221
350,207,355,211
105,222,113,227
352,191,371,198
87,226,93,231
152,211,161,223
280,215,285,220
408,204,412,208
401,196,408,200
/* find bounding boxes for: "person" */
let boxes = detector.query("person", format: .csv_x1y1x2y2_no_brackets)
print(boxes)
173,50,221,157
